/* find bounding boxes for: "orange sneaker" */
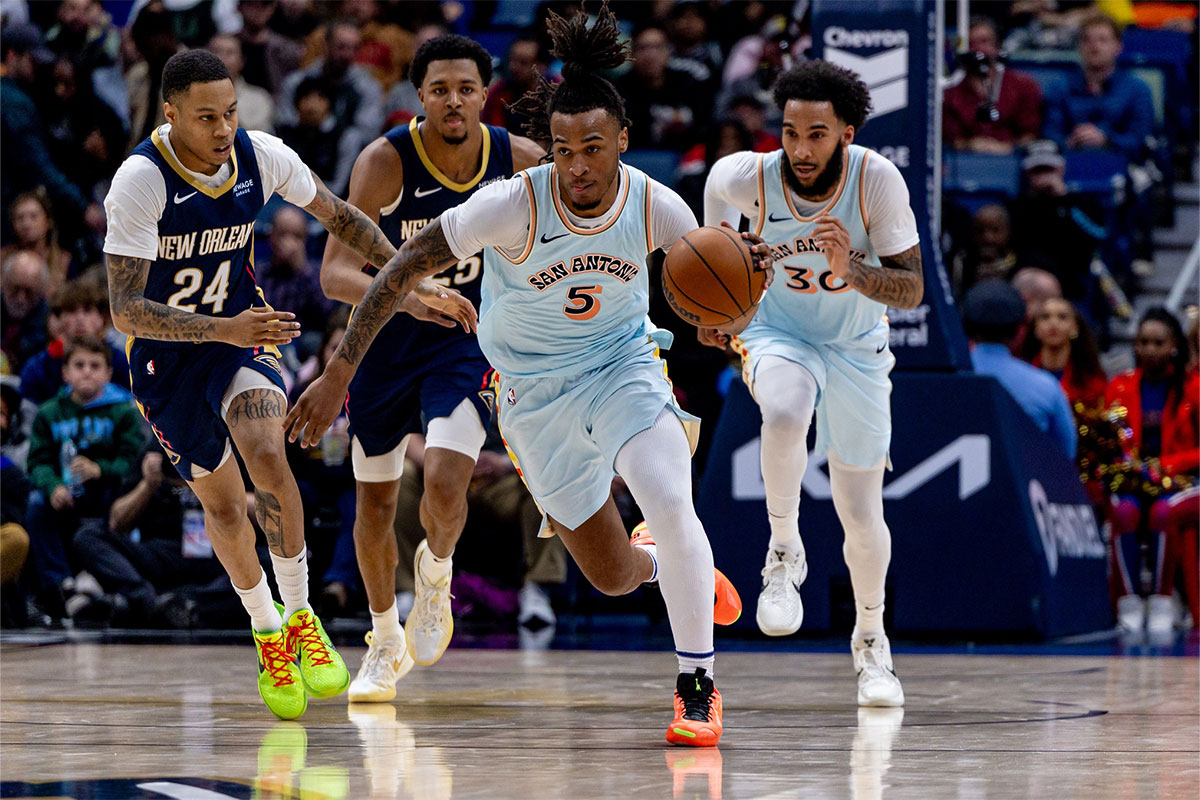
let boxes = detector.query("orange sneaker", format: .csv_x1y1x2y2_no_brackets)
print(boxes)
631,523,742,626
666,668,723,747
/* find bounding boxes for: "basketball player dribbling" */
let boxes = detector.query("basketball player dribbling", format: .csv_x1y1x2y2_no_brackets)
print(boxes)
319,34,544,703
102,50,465,719
287,4,772,746
703,60,924,707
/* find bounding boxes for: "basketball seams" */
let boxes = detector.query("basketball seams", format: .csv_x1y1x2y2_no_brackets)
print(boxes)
712,224,755,305
678,233,744,311
662,265,733,325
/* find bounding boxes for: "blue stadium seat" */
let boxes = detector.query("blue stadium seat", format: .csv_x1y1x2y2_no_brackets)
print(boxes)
1063,150,1128,202
1007,60,1072,98
942,152,1020,213
623,149,682,187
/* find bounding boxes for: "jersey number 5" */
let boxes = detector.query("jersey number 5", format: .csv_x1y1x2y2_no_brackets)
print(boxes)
167,260,231,313
563,285,602,321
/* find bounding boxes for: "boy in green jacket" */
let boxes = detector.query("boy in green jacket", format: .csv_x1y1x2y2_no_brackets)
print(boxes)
25,335,144,622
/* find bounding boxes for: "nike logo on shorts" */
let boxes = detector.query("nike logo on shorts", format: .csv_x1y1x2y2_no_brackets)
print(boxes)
174,191,198,204
876,342,888,354
414,186,442,198
540,232,570,244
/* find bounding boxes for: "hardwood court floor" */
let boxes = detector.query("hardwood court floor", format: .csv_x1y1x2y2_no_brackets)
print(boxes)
1,642,1197,799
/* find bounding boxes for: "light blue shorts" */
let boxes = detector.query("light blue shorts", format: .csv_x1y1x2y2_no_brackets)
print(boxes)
497,338,698,530
735,317,894,468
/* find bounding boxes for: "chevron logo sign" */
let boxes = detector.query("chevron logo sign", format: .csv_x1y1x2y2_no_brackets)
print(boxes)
823,27,909,118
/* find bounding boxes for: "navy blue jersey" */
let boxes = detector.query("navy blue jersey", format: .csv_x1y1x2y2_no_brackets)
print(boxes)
127,127,267,357
363,117,513,370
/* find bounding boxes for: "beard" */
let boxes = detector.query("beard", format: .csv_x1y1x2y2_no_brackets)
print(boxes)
784,140,844,200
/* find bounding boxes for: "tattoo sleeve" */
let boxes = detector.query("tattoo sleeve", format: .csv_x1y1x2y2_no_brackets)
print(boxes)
846,243,924,309
106,253,222,342
305,180,397,269
334,219,458,367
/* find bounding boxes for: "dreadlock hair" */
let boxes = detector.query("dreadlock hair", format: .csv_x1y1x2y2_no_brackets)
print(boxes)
508,1,631,144
773,60,873,130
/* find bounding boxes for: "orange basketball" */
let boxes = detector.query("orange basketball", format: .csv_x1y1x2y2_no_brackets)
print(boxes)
662,226,764,328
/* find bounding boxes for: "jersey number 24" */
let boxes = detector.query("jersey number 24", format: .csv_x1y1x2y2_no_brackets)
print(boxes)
167,260,231,313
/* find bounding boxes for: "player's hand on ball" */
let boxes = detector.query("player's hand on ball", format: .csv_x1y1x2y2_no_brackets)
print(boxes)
720,221,775,292
814,215,851,279
284,371,348,449
697,327,730,350
409,280,478,332
220,307,301,347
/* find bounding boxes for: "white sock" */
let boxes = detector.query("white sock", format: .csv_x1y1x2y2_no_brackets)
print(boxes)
418,543,453,585
370,601,404,646
235,569,282,633
269,550,310,620
632,540,658,583
615,408,715,678
829,454,891,638
755,357,817,556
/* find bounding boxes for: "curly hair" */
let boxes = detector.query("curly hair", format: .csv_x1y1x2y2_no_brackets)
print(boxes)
162,49,230,104
507,1,630,143
773,60,873,130
410,33,494,89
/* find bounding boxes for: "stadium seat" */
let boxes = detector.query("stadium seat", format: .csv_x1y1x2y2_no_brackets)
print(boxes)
942,152,1021,213
623,149,682,187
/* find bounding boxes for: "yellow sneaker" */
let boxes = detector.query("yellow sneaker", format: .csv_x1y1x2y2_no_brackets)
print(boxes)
283,604,350,698
253,629,307,720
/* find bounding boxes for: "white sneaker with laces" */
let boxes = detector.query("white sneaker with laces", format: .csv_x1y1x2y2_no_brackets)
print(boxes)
1117,594,1146,633
1146,594,1177,636
348,631,414,703
405,540,454,666
755,547,808,636
518,582,556,628
852,632,905,707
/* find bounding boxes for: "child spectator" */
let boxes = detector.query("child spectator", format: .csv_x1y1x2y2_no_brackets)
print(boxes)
19,280,130,406
1107,308,1199,635
24,335,144,623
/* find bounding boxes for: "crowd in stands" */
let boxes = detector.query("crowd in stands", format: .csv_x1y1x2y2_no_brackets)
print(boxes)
0,0,1195,637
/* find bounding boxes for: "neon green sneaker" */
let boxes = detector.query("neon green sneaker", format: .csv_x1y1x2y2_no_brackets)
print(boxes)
254,721,306,798
282,604,350,698
253,628,307,720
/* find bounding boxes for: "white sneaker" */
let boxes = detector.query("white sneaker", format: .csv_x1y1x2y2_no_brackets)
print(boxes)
1117,594,1146,632
1146,594,1177,636
348,631,415,703
852,632,905,707
395,590,415,622
405,540,453,666
348,703,416,799
518,582,556,628
755,547,808,636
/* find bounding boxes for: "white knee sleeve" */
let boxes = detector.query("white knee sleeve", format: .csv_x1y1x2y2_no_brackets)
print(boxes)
829,454,891,634
755,356,819,553
615,408,715,672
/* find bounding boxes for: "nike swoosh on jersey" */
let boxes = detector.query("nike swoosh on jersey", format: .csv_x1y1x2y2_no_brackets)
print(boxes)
767,213,792,223
174,191,198,204
414,187,442,198
540,232,571,244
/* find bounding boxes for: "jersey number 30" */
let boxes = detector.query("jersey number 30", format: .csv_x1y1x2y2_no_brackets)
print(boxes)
167,260,231,313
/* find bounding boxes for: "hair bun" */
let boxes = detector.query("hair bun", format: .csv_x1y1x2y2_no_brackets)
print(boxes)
560,62,591,81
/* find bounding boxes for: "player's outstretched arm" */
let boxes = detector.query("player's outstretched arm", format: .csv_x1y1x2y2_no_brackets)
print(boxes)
106,254,300,346
814,215,924,310
283,219,459,447
304,175,397,270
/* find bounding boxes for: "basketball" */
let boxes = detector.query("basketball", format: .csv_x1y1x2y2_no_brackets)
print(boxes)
662,226,764,328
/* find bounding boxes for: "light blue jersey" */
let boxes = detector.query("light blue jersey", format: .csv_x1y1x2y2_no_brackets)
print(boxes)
749,144,885,345
480,163,656,379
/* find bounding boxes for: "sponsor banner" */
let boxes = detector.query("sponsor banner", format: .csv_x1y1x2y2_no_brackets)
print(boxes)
812,0,972,371
698,375,1110,637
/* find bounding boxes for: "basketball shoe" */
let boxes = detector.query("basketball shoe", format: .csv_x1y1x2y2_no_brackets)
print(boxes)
756,546,808,635
631,522,742,625
254,721,306,795
666,668,723,746
852,631,905,707
282,604,350,698
253,628,307,720
348,630,415,703
406,540,454,665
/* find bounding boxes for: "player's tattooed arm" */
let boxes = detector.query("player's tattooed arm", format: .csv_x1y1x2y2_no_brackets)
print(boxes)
284,219,458,448
304,177,397,269
814,215,924,309
106,254,300,346
334,219,458,367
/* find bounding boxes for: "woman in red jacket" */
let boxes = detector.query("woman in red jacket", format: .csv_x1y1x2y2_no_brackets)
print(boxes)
1107,308,1199,636
1020,297,1108,408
